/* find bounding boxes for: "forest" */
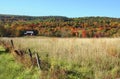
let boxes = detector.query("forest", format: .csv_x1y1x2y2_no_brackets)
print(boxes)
0,14,120,37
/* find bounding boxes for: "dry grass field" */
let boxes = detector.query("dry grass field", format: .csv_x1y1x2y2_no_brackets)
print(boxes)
1,37,120,79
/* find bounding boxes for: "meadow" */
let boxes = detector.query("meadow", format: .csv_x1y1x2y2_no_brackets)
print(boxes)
0,46,40,79
0,37,120,79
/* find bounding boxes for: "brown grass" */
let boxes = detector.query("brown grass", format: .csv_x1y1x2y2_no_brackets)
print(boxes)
1,37,120,78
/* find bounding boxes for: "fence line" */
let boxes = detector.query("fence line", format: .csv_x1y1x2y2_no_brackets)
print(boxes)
1,39,41,71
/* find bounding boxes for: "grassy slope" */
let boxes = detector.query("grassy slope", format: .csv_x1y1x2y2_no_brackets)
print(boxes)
1,37,120,79
0,46,40,79
11,37,120,79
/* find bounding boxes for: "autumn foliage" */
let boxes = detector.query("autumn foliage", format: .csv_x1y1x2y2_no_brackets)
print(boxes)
0,14,120,37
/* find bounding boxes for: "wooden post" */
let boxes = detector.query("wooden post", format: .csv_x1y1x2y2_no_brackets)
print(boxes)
28,49,33,65
35,53,41,70
10,40,14,49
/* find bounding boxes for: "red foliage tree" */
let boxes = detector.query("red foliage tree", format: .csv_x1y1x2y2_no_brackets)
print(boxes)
82,29,87,38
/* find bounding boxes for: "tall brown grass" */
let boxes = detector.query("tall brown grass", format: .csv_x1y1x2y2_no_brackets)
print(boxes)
1,37,120,79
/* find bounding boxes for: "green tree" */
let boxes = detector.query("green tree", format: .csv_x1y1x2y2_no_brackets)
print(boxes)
0,24,6,37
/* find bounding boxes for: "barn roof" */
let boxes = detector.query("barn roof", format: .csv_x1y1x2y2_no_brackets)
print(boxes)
25,31,34,33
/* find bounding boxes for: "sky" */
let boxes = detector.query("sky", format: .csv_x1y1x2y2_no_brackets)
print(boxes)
0,0,119,18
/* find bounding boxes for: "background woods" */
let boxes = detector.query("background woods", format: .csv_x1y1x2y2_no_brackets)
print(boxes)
0,14,120,37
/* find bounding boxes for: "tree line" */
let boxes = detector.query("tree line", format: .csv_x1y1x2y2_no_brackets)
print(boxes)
0,14,120,37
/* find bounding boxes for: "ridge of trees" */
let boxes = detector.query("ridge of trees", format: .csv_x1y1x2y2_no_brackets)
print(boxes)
0,14,120,37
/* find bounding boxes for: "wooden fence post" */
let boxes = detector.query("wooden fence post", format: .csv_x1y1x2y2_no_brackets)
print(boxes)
10,40,14,49
35,53,41,70
28,49,33,65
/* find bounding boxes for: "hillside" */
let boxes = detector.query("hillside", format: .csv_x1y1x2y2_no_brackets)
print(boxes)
0,14,120,37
